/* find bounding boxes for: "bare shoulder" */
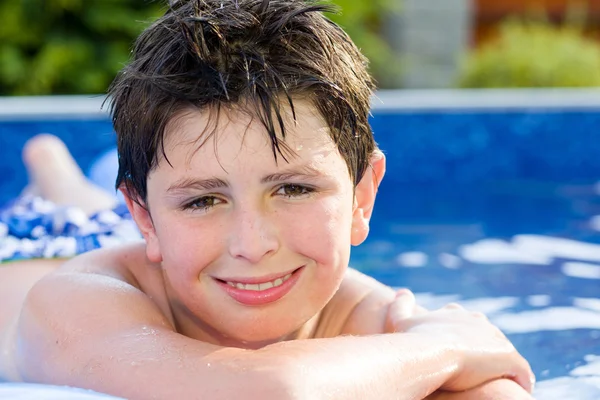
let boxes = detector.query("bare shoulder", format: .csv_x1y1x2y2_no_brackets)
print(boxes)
57,242,173,314
59,241,152,281
14,243,175,382
315,268,396,337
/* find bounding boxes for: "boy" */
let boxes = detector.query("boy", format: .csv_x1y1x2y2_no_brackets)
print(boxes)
0,1,534,398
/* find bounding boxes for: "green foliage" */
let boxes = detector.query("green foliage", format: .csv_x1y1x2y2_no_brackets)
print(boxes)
325,0,402,88
0,0,400,95
458,19,600,88
0,0,164,95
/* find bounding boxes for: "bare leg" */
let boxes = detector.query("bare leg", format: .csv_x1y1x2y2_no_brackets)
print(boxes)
22,134,118,216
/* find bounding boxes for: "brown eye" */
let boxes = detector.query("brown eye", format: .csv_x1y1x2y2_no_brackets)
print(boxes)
184,196,221,210
276,184,313,198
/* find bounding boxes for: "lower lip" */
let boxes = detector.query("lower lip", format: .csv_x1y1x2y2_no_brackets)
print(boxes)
216,268,303,306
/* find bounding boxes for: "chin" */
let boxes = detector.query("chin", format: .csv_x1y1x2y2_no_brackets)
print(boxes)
219,312,315,348
219,326,295,349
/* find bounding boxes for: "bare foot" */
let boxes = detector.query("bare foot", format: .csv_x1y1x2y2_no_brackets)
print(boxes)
22,134,118,215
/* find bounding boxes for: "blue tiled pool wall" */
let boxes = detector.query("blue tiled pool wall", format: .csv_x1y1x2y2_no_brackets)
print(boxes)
3,109,600,227
367,109,600,247
1,108,600,206
372,110,600,185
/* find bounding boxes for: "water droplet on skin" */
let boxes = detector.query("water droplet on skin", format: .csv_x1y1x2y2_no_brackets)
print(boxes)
296,145,303,151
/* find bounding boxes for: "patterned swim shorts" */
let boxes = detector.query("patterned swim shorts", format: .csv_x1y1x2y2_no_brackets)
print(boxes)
0,195,141,262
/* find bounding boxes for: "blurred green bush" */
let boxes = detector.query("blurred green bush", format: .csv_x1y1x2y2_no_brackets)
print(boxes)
0,0,164,95
325,0,402,89
0,0,400,96
458,19,600,88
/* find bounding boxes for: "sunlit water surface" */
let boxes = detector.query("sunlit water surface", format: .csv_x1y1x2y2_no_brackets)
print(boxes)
357,182,600,399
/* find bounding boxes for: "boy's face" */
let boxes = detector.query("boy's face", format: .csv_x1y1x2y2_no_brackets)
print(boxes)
126,100,382,347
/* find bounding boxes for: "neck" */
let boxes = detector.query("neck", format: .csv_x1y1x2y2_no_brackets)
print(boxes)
173,302,322,349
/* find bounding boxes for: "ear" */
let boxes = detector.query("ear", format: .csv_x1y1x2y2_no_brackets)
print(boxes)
120,186,163,263
351,150,386,246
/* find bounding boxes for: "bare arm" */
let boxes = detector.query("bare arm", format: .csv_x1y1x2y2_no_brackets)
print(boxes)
338,270,534,400
12,268,531,400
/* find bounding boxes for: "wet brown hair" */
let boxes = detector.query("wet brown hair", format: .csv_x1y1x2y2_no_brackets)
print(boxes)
108,0,376,202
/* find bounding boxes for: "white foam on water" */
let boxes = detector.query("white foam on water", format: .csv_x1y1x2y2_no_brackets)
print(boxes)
458,297,519,316
411,294,518,316
396,251,428,267
491,307,600,334
527,295,552,307
574,298,600,312
536,355,600,399
438,253,462,269
535,376,600,400
571,355,600,377
458,238,551,265
562,262,600,279
458,234,600,267
514,235,600,263
413,293,460,310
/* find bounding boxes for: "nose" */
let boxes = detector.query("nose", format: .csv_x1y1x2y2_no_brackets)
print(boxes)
228,203,279,264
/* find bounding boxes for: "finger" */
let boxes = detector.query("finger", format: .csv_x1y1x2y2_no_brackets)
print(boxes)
471,311,487,319
385,288,416,332
413,304,429,315
444,302,463,310
508,361,536,394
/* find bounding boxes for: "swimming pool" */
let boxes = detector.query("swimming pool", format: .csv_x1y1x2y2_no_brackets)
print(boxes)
0,90,599,398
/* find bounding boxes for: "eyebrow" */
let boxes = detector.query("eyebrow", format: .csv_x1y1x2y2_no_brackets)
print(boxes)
167,165,324,193
167,177,228,192
260,165,323,184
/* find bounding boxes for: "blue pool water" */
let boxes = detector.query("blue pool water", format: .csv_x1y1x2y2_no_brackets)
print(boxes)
0,92,599,398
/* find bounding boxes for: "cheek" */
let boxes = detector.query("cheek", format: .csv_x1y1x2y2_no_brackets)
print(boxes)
282,195,354,265
153,213,223,277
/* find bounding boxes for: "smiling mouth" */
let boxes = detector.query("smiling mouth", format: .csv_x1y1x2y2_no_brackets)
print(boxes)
215,267,302,293
215,266,304,306
222,273,293,291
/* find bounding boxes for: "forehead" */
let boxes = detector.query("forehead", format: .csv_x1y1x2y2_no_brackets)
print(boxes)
162,100,338,166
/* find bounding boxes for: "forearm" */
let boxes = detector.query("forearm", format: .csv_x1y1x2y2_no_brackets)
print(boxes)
20,329,455,400
18,303,455,400
263,333,458,400
21,324,457,400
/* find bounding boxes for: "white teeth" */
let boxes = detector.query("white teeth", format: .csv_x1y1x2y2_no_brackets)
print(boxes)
225,272,293,291
259,281,274,291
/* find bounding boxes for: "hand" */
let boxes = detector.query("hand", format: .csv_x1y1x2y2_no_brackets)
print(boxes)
385,289,535,394
384,288,428,332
